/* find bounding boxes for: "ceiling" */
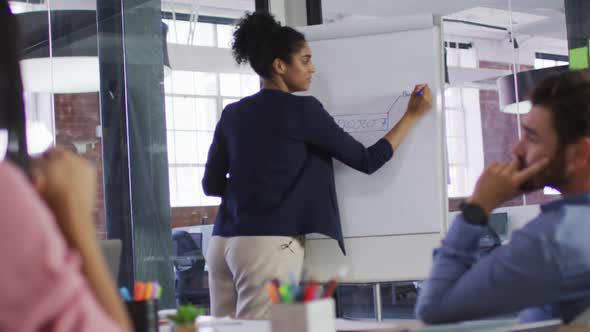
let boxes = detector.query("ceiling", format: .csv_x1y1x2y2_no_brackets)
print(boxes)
9,0,567,41
320,0,568,89
322,0,564,20
322,0,567,41
9,0,256,19
161,0,255,19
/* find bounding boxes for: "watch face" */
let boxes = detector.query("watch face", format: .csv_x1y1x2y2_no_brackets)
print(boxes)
463,204,487,225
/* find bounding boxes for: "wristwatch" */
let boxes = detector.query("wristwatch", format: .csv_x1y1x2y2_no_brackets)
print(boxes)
460,201,488,226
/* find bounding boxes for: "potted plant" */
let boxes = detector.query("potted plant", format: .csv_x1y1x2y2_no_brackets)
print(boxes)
167,305,205,332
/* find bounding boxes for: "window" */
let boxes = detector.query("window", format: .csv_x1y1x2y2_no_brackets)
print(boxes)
165,70,259,207
445,44,484,198
534,52,569,69
445,42,477,68
216,24,233,49
162,14,261,207
162,18,235,48
445,87,483,197
0,129,7,161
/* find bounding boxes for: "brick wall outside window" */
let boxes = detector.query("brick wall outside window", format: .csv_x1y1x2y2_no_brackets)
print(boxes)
53,93,218,239
54,93,108,239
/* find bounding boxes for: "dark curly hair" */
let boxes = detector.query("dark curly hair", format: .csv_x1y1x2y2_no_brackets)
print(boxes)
530,70,590,146
232,11,306,78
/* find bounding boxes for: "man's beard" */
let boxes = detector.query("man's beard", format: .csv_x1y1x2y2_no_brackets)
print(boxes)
519,150,569,193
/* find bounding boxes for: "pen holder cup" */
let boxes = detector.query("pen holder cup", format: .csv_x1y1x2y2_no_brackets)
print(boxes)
270,298,335,332
127,299,159,332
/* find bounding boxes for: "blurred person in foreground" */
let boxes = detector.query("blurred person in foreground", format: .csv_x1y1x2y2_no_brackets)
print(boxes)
0,1,131,331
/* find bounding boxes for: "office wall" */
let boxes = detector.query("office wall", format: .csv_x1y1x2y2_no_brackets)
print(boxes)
171,206,217,227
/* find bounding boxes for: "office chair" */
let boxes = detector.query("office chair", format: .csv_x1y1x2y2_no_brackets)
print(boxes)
171,230,209,307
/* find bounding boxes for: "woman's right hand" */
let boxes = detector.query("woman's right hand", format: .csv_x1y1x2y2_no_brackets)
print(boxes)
406,84,433,118
384,84,433,149
31,147,133,332
31,147,97,234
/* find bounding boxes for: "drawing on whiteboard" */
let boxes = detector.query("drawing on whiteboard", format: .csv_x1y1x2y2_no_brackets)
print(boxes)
333,90,412,133
335,114,388,132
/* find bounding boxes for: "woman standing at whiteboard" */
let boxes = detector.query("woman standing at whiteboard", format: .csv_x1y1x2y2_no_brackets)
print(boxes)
202,11,432,319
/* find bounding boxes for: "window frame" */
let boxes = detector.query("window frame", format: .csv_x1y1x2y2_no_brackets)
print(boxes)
165,69,260,207
444,42,484,198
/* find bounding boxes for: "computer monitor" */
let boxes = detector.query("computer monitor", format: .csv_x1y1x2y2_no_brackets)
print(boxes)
479,212,509,248
189,233,202,252
489,212,509,241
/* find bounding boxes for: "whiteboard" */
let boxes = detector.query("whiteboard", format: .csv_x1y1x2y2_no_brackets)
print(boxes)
298,14,448,282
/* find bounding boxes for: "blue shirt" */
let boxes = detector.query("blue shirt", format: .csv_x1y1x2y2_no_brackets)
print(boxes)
202,89,394,254
416,193,590,324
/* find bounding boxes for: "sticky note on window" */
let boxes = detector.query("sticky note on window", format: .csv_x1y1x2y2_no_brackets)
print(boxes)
569,46,589,70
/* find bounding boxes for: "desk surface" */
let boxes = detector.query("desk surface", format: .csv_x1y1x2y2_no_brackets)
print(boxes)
160,318,416,332
157,314,589,332
559,327,590,332
158,323,590,332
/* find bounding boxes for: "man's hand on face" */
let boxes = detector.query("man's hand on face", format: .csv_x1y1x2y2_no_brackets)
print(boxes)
467,158,550,216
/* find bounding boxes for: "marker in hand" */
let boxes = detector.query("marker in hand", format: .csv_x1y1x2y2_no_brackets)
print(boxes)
415,84,427,97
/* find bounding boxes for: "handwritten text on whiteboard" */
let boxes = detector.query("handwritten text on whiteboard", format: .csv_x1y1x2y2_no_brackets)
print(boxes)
334,113,388,133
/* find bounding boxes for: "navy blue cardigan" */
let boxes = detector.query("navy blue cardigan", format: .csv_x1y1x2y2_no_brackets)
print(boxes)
202,89,394,254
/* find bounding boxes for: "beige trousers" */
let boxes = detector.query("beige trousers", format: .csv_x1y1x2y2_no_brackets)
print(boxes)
206,236,304,319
